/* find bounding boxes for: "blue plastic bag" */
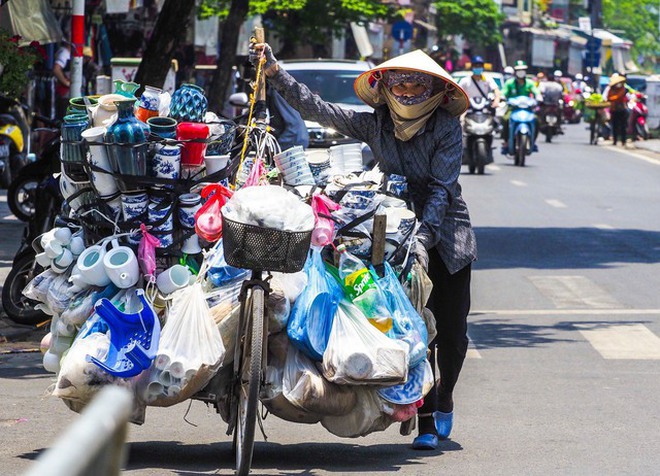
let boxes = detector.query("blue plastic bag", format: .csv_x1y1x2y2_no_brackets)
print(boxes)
207,238,249,287
373,262,428,368
287,248,343,361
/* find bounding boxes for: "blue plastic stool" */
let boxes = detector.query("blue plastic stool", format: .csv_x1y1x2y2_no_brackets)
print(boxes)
87,289,160,378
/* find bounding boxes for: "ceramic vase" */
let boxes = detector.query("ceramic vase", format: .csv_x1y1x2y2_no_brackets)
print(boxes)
61,114,90,181
169,84,207,123
104,99,150,191
81,126,118,199
136,85,162,123
91,93,126,127
113,79,140,98
146,116,177,139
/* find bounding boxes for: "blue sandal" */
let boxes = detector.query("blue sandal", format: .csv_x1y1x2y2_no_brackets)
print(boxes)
433,411,454,440
412,433,439,450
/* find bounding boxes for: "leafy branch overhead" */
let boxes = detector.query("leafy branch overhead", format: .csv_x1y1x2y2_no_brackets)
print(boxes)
603,0,660,58
432,0,505,47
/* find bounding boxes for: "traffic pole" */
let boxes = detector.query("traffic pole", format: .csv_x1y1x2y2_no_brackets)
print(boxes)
69,0,85,98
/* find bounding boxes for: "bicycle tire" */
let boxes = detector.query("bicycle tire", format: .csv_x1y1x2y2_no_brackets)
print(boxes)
235,286,265,476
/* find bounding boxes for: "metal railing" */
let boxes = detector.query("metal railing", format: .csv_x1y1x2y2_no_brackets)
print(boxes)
24,386,133,476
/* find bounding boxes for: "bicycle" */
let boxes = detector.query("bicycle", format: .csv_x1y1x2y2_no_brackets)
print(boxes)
585,101,610,145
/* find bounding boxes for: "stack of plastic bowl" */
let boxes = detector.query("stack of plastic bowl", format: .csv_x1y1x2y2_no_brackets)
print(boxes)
329,143,363,174
273,146,315,186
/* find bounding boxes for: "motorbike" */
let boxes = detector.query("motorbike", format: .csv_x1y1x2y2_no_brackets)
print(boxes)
628,93,648,141
0,95,30,188
2,131,63,325
539,100,563,143
8,117,61,221
462,96,495,174
506,96,538,167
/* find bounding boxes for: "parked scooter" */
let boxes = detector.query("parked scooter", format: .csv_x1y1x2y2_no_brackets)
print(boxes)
462,96,495,174
8,117,60,221
506,96,538,167
2,133,64,325
0,95,30,188
629,92,648,141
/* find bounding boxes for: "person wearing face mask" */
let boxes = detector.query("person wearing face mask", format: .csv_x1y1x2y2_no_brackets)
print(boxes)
250,43,476,450
457,56,501,109
500,60,542,154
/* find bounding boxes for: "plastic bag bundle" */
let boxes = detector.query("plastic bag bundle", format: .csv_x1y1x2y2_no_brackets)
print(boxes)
60,285,118,328
267,289,291,334
322,300,409,386
321,387,394,438
143,282,225,405
375,262,428,368
53,332,135,403
23,269,57,305
46,273,80,317
287,249,342,361
282,346,357,417
206,239,249,287
260,333,322,424
270,271,307,304
222,185,315,232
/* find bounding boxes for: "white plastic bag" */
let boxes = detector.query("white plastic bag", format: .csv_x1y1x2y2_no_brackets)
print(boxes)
282,346,356,416
270,271,308,303
321,387,394,438
143,282,226,405
322,300,409,386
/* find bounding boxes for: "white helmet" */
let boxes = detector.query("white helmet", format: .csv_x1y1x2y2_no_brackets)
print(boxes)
553,70,563,78
504,66,514,75
575,73,583,81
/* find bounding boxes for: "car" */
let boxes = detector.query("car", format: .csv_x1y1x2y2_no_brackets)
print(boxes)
626,74,647,93
279,59,374,148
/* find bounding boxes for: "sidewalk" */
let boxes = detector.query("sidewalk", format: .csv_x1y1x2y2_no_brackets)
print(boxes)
0,314,46,350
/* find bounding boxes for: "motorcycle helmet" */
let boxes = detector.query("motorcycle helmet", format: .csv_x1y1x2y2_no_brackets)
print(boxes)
575,73,583,81
553,70,563,79
504,66,514,75
513,60,527,79
471,55,485,75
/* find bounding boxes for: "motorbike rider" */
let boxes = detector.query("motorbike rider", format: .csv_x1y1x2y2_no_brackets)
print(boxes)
538,70,565,132
603,73,630,146
503,65,515,84
251,42,477,451
457,56,501,109
500,60,542,154
573,73,590,93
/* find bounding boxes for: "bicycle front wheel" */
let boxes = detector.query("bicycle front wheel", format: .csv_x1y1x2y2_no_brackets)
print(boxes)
235,286,266,476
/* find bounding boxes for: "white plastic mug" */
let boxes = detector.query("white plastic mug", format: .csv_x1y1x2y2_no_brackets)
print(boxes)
103,241,140,289
44,240,63,259
204,154,230,174
35,252,51,267
51,248,74,273
76,243,112,287
156,264,190,295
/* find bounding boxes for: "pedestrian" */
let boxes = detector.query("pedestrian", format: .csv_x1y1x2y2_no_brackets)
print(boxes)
53,42,72,119
603,74,629,146
251,43,477,450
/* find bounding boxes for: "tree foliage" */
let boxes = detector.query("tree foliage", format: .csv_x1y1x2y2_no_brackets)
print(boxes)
603,0,660,57
432,0,505,47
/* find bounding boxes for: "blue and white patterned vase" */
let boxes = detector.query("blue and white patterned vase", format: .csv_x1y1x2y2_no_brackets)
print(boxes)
169,83,207,123
104,99,150,190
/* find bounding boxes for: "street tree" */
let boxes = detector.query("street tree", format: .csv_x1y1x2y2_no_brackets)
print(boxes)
201,0,389,112
432,0,505,47
134,0,196,90
602,0,660,59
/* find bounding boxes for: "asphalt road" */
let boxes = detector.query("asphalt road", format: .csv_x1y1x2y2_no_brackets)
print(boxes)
1,123,659,475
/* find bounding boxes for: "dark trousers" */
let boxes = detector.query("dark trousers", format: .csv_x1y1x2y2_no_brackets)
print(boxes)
419,249,471,415
611,109,628,145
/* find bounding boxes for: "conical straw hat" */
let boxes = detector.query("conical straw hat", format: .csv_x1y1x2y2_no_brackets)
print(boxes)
354,49,468,117
608,74,626,87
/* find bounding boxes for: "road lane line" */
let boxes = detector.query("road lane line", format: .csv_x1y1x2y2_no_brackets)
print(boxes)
0,195,6,202
466,335,482,359
3,215,17,221
510,179,527,187
593,224,615,230
576,324,660,360
545,199,567,208
602,145,660,166
528,276,622,309
489,164,501,171
470,309,660,315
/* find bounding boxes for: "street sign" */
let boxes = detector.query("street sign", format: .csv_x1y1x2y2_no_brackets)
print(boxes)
584,36,601,68
391,20,413,42
578,16,592,33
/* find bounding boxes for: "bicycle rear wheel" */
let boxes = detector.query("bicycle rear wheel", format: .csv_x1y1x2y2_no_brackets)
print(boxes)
235,286,265,476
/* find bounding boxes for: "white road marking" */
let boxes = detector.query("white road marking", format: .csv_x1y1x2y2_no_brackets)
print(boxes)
0,195,7,202
602,145,660,166
3,214,17,221
489,164,501,171
510,179,527,187
471,309,659,315
593,224,615,230
545,199,567,208
466,335,482,359
528,276,621,309
576,323,660,360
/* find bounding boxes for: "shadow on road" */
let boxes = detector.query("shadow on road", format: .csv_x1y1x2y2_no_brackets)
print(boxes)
473,227,660,270
0,353,51,379
468,318,575,349
126,439,463,474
